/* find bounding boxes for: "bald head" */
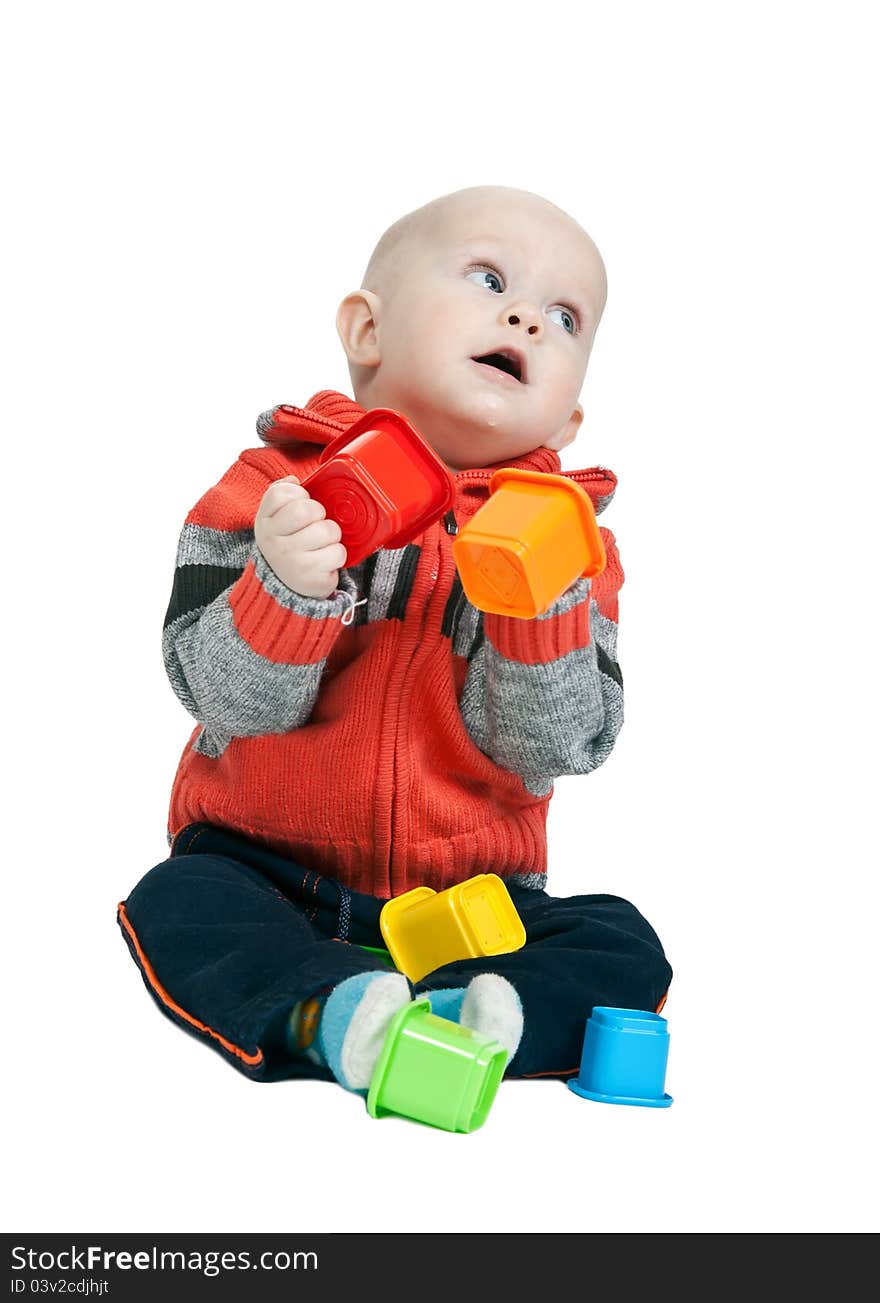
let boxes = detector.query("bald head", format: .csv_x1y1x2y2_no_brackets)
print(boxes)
361,186,607,316
336,185,609,471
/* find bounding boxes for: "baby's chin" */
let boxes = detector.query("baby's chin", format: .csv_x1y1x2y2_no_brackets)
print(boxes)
366,372,543,466
417,386,533,454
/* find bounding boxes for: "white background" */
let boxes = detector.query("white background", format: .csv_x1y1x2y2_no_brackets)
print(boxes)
2,1,877,1235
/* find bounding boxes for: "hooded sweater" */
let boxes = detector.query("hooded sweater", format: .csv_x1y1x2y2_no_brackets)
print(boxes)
163,390,624,899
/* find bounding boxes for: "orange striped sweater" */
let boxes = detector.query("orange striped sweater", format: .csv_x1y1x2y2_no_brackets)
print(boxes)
163,390,624,899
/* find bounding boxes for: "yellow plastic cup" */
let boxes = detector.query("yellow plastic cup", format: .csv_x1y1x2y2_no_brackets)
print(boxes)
452,468,606,618
379,874,526,983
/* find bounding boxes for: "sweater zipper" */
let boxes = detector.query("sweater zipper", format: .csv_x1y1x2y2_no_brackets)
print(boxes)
383,472,604,891
451,468,611,485
387,520,447,897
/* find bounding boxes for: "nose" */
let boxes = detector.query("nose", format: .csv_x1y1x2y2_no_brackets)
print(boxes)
501,300,543,337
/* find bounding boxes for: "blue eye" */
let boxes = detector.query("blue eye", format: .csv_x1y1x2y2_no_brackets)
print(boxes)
467,268,505,294
548,307,577,335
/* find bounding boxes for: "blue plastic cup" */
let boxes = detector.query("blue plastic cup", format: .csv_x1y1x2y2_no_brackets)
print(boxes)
567,1006,673,1108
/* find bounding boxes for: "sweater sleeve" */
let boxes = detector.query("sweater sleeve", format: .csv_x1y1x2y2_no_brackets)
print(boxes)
457,528,624,792
161,459,358,737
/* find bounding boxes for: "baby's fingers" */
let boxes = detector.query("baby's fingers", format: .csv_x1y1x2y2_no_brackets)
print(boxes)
257,476,309,521
295,516,344,552
265,497,331,540
324,540,348,570
304,540,348,576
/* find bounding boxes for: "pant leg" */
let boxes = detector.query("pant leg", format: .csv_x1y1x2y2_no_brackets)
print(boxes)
118,822,390,1082
413,888,673,1079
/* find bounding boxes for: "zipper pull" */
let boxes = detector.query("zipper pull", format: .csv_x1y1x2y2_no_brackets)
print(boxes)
443,509,458,535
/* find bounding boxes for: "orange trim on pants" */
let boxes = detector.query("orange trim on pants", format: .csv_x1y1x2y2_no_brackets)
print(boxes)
518,1066,579,1079
117,902,264,1068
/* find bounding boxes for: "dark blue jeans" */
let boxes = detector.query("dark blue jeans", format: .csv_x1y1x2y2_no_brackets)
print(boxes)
119,822,672,1083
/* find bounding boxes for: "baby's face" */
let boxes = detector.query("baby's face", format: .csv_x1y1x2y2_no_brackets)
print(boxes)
344,193,606,472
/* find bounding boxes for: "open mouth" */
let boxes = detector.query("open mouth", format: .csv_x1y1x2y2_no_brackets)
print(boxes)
471,349,526,383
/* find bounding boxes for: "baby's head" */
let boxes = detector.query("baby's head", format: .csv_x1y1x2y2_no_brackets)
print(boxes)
336,186,607,473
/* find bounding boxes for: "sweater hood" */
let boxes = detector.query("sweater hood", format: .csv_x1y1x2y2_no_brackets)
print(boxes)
256,389,617,519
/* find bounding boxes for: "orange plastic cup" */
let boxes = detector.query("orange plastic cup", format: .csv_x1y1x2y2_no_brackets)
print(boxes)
452,468,606,618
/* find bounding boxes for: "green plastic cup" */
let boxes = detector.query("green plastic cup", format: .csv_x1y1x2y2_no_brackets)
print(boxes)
366,997,507,1133
356,944,396,968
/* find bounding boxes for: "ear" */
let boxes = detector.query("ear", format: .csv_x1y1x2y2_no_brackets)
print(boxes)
543,403,583,452
336,290,382,369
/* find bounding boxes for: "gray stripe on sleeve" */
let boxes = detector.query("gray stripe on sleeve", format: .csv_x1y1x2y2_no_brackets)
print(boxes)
162,555,358,734
163,599,331,734
177,524,254,569
533,576,591,620
458,635,624,787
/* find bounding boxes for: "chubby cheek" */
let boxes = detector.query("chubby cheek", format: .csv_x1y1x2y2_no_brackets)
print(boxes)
409,301,461,361
380,315,440,390
539,357,585,429
380,307,459,398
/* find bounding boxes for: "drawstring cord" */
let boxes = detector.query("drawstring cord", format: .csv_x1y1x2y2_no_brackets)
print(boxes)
338,590,368,627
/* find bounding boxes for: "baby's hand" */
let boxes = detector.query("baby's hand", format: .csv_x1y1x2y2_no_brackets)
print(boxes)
254,477,347,600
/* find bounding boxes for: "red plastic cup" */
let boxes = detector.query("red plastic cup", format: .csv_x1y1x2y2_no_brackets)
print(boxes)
300,409,456,567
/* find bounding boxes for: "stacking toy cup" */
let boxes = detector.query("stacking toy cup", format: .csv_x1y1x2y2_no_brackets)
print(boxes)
300,408,456,567
452,468,606,618
355,944,395,968
379,874,526,983
567,1007,673,1108
367,997,507,1132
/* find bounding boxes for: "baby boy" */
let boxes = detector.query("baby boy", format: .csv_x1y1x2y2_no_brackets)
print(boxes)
118,186,672,1091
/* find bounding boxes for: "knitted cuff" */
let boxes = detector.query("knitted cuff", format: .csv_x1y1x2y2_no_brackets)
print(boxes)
483,577,592,664
228,546,359,664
